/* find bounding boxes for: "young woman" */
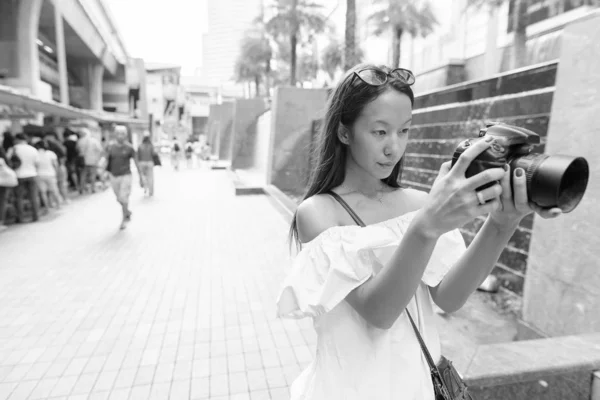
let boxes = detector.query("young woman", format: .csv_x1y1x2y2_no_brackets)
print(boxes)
137,136,156,197
276,64,562,399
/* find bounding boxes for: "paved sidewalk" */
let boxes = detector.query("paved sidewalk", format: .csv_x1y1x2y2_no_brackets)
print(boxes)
0,167,314,400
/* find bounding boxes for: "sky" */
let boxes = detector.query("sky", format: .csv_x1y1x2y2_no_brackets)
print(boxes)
104,0,208,74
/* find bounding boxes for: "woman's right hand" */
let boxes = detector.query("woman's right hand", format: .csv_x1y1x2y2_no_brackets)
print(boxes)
413,136,507,239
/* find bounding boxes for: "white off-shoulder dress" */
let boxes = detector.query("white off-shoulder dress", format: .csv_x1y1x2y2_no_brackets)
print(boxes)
276,211,467,400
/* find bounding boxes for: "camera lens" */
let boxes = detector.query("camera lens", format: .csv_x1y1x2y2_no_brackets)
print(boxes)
511,154,589,213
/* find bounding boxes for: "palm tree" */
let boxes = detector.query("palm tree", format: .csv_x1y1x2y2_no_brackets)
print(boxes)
322,39,343,81
344,0,358,70
368,0,438,68
322,38,364,83
234,32,272,96
263,0,328,86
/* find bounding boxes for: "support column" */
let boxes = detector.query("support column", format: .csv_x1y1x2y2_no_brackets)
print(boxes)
0,0,43,95
79,62,104,111
54,0,69,105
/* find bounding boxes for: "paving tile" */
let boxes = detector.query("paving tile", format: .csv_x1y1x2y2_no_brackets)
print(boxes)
6,380,36,400
148,382,171,400
209,374,228,398
0,169,308,399
229,371,249,395
169,380,191,399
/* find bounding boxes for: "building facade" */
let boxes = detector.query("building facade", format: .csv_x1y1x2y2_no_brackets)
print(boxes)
0,0,149,141
145,64,194,147
202,0,263,95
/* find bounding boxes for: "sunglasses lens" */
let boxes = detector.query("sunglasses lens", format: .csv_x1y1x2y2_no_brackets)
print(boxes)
357,69,387,85
391,69,415,85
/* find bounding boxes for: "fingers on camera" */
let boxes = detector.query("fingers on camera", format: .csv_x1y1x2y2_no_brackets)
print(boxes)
453,139,493,175
513,168,529,212
465,168,505,191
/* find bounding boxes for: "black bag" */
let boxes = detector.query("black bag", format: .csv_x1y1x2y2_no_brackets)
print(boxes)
8,151,21,170
326,191,475,400
152,152,162,166
406,310,475,400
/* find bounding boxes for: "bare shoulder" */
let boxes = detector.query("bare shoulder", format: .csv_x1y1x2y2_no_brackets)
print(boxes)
296,194,339,243
391,187,430,213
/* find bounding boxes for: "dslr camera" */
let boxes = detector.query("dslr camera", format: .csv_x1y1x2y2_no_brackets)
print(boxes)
451,123,589,213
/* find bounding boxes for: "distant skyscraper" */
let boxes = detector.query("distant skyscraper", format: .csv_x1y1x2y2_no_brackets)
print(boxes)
202,0,262,91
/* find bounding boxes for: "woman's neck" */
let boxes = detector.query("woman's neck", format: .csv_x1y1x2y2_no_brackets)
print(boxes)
341,158,386,195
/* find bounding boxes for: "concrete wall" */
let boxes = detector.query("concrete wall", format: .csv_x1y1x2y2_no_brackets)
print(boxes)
216,101,235,162
522,11,600,337
206,103,223,156
267,87,329,197
230,98,269,170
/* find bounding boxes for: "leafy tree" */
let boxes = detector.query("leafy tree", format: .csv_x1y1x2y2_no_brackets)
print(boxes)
234,31,272,96
368,0,438,68
321,40,343,81
263,0,328,86
297,52,319,85
322,38,364,81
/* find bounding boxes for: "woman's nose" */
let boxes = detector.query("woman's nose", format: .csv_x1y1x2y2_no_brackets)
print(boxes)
385,136,402,157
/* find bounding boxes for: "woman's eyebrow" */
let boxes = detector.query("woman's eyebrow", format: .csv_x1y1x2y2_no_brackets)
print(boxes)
373,120,391,126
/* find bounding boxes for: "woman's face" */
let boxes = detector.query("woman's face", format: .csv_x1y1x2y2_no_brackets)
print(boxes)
347,89,412,179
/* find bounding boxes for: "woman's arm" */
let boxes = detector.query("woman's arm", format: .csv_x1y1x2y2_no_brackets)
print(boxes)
297,197,441,330
429,216,518,313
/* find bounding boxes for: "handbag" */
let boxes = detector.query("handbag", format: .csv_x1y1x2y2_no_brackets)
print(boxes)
152,151,162,166
0,158,18,187
406,310,474,400
326,191,475,400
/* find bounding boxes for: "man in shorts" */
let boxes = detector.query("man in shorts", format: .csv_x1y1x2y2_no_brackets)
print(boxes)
106,125,142,230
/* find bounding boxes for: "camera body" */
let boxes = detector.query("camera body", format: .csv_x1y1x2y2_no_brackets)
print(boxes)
451,123,538,187
451,122,589,213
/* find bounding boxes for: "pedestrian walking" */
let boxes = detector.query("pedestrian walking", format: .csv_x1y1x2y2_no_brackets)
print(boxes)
34,140,63,211
171,137,181,171
6,134,40,223
137,136,157,197
44,131,69,203
64,132,80,191
105,125,142,230
185,141,194,168
76,128,103,194
275,64,564,400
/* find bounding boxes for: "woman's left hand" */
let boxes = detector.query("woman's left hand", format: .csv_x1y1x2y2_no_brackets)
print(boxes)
489,165,563,228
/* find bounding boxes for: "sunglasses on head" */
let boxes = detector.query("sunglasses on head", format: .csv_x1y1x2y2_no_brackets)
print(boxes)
353,67,415,87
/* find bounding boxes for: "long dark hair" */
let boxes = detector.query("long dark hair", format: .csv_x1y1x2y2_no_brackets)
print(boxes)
289,63,415,250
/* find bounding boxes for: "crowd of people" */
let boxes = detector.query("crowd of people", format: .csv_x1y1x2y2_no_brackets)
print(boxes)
0,125,161,232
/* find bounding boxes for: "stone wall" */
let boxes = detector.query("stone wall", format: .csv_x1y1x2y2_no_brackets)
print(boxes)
406,62,558,297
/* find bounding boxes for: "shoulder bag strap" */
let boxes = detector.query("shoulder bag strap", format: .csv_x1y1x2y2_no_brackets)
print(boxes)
327,190,440,373
327,191,366,227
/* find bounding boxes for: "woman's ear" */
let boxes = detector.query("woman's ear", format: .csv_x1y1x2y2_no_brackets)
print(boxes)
337,124,351,145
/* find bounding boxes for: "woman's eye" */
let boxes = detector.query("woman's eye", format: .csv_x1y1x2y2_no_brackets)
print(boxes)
374,130,386,136
400,128,410,134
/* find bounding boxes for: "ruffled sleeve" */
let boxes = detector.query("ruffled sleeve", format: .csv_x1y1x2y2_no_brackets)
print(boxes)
275,217,467,319
276,227,392,319
421,228,466,287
